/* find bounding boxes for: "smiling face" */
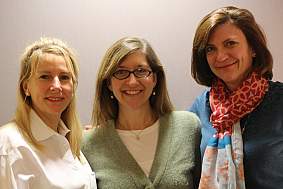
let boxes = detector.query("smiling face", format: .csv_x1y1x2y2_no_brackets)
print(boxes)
24,53,73,122
205,22,255,91
108,51,156,112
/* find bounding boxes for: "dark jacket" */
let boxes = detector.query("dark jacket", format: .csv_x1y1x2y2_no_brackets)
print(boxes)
189,81,283,189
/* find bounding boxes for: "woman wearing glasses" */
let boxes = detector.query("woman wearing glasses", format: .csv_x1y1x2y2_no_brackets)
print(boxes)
82,37,201,189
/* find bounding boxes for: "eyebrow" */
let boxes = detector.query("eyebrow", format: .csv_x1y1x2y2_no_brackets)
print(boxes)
207,37,239,46
117,65,150,69
36,71,71,75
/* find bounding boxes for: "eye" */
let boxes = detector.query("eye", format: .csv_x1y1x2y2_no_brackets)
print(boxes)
113,69,130,79
205,46,215,54
135,68,148,74
225,40,238,47
134,68,151,77
114,69,129,76
59,74,71,81
39,74,50,80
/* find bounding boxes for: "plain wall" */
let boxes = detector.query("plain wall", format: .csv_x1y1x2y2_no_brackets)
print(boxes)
0,0,282,125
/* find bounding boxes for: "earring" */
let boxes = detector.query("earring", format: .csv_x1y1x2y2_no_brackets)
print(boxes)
24,94,29,102
110,95,114,99
152,91,156,96
25,91,30,96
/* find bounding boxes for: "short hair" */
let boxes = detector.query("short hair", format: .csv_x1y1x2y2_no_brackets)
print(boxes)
15,37,82,159
92,37,173,126
191,6,273,86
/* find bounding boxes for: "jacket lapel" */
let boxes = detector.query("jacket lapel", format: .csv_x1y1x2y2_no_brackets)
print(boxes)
105,120,151,187
149,113,173,185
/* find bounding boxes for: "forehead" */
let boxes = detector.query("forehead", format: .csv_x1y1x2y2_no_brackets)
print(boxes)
35,53,69,72
119,51,149,68
208,22,247,43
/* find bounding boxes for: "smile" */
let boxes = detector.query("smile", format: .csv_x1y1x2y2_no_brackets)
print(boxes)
123,90,142,95
46,97,64,101
217,61,237,69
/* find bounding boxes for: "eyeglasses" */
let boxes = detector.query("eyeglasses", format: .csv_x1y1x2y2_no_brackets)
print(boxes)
112,68,152,80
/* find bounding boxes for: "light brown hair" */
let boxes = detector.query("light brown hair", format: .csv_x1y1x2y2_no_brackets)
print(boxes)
92,37,174,126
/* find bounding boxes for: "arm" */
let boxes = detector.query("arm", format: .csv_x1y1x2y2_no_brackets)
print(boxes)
0,153,17,189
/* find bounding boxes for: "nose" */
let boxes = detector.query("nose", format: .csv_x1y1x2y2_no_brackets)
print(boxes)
215,49,229,62
126,73,139,85
50,77,62,92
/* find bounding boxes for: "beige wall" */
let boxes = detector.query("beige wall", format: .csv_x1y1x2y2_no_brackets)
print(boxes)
0,0,282,125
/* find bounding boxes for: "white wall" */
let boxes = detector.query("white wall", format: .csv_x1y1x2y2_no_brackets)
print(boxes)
0,0,282,125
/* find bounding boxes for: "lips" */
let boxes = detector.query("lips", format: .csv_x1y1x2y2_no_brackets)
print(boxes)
123,90,142,95
217,60,238,69
45,97,64,101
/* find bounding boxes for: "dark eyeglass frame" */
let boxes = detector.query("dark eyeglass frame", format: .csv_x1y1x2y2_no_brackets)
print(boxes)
112,68,153,80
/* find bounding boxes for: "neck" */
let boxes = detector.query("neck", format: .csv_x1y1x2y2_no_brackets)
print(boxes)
116,107,157,130
35,111,60,132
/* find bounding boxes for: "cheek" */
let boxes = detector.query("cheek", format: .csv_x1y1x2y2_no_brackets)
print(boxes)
206,54,215,66
63,84,74,96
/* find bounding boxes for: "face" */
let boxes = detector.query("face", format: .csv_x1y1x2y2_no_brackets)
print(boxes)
205,22,254,90
108,51,157,111
24,53,73,121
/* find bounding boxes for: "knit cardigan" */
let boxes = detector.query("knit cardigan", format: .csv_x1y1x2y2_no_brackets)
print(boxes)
82,111,201,189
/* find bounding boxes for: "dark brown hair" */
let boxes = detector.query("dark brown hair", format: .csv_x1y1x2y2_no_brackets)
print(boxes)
191,6,273,86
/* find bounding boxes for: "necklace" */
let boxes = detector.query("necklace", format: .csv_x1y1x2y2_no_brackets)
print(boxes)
116,118,157,140
129,129,145,140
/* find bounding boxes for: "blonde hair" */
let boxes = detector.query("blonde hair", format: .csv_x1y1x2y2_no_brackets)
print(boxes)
15,37,82,158
92,37,173,127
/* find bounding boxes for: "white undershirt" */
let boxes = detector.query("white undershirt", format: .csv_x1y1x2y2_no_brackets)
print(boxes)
116,119,159,176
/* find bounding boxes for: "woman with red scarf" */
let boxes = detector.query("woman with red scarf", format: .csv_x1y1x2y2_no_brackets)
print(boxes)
189,6,283,189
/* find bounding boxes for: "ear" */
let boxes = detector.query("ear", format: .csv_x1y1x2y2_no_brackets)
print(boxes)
107,80,113,91
251,47,256,57
252,51,256,57
22,80,30,96
152,73,157,88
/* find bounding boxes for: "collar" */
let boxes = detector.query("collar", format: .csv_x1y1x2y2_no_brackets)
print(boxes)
30,110,70,141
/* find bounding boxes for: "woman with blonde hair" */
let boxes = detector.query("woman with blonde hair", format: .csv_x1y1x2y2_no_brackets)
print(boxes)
0,37,96,189
82,37,201,189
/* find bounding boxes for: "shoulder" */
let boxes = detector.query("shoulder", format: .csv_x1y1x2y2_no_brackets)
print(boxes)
269,81,283,94
81,127,97,149
162,111,201,131
194,89,210,103
189,89,210,112
82,121,114,150
263,81,283,104
0,122,21,139
168,111,200,122
0,122,25,155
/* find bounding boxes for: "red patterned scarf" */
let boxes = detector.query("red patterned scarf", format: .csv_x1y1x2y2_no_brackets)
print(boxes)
210,72,269,134
198,72,269,189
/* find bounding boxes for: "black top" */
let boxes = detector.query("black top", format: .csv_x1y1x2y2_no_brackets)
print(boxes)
189,81,283,189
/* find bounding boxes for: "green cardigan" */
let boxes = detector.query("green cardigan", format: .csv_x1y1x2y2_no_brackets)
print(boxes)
82,111,201,189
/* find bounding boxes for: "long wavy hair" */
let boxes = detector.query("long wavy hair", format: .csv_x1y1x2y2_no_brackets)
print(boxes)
92,37,174,127
15,37,82,159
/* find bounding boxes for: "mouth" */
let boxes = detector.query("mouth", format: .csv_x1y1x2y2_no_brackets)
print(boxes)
45,97,64,102
217,60,238,69
123,90,142,95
